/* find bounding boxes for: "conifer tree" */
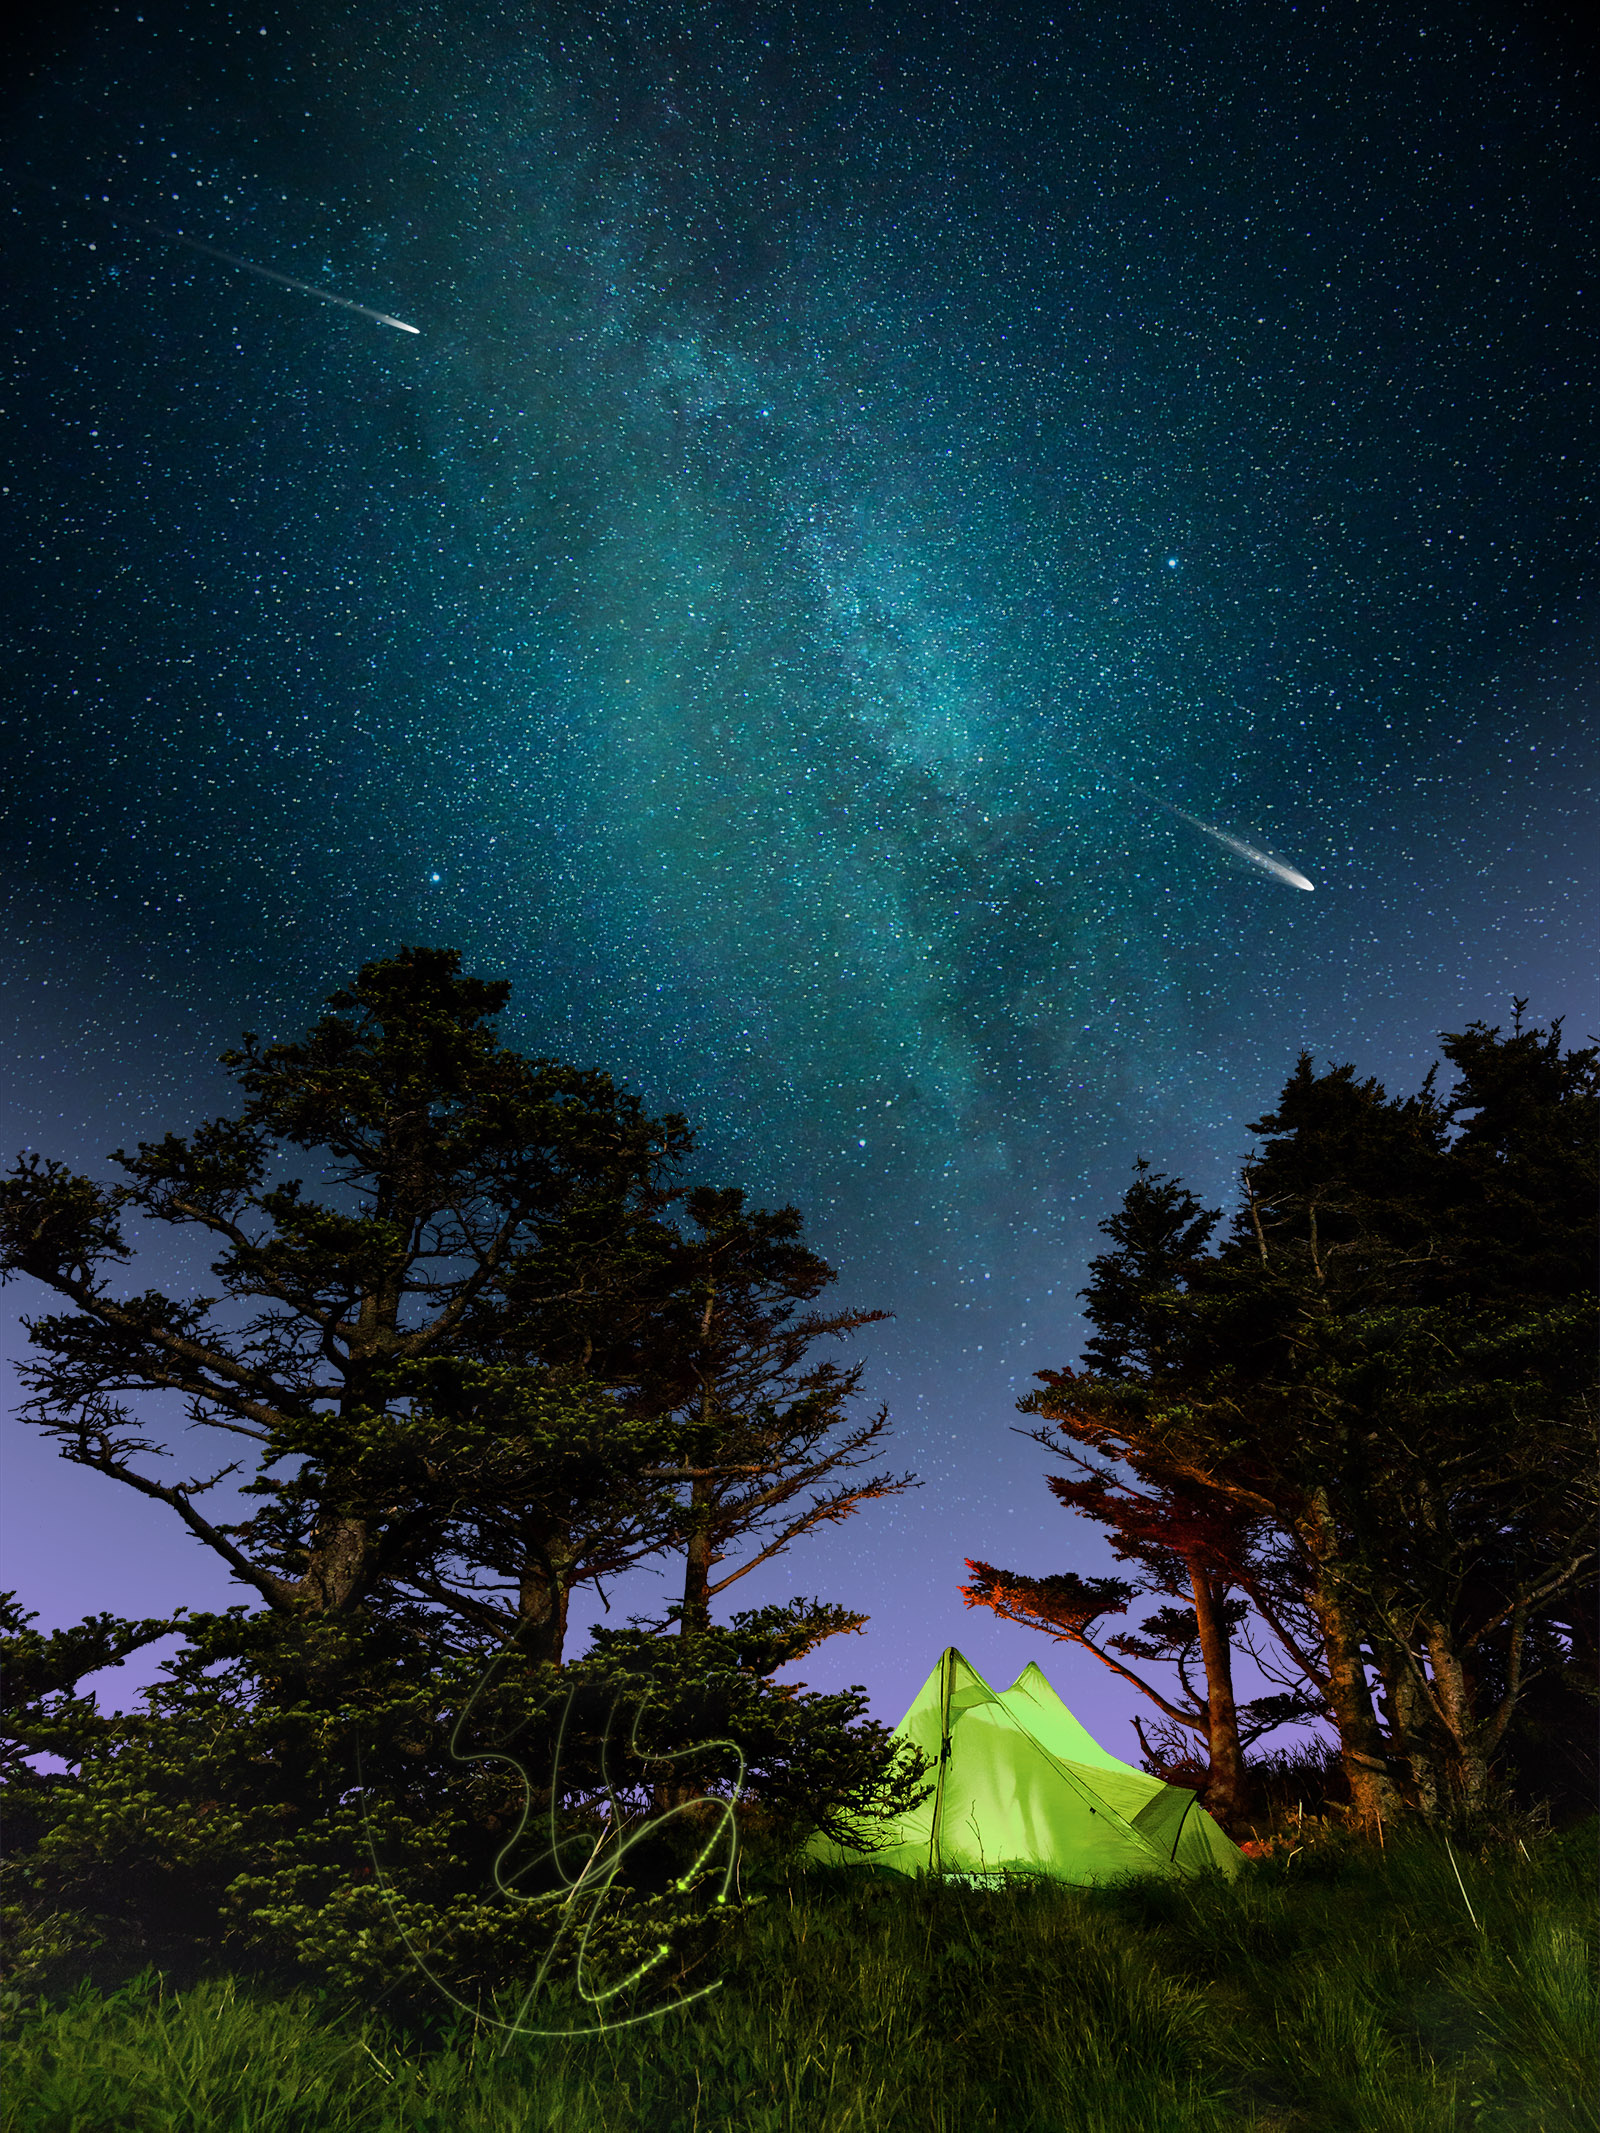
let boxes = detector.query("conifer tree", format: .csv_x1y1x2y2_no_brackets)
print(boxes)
962,1165,1313,1823
971,1012,1597,1826
0,950,926,2002
0,947,688,1644
652,1187,915,1647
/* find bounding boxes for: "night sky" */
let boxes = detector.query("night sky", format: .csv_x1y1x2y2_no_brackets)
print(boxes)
3,0,1596,1755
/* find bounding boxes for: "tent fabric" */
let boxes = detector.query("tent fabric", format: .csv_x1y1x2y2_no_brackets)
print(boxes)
999,1660,1242,1878
807,1647,1241,1885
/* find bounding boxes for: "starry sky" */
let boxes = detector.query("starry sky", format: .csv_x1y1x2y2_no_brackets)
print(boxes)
3,0,1596,1755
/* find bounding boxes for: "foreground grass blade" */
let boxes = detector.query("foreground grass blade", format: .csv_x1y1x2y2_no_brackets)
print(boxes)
3,1824,1594,2133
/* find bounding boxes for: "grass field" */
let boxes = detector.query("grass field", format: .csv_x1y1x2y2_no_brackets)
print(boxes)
3,1823,1594,2133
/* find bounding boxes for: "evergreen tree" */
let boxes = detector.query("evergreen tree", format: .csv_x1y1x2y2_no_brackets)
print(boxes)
0,947,687,1643
962,1166,1312,1825
652,1187,915,1647
973,1013,1597,1828
1203,1023,1598,1814
0,950,926,2006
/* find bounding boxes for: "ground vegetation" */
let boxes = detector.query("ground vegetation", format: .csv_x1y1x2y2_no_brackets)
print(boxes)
2,1822,1592,2133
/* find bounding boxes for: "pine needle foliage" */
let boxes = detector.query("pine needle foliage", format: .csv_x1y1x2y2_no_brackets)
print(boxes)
0,950,924,2017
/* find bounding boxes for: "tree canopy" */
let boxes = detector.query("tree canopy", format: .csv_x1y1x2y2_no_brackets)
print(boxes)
1,948,924,2011
964,1010,1598,1827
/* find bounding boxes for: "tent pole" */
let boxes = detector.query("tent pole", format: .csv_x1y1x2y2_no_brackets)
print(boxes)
930,1646,955,1876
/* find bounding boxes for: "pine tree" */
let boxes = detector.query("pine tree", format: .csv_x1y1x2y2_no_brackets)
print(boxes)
976,1014,1597,1827
962,1165,1313,1825
653,1187,915,1648
0,947,687,1645
0,949,927,2004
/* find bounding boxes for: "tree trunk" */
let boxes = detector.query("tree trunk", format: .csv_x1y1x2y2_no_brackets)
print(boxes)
680,1473,713,1636
1300,1493,1404,1829
1424,1620,1489,1812
1373,1637,1442,1816
302,1514,371,1612
518,1555,569,1667
681,1332,718,1638
1188,1559,1248,1825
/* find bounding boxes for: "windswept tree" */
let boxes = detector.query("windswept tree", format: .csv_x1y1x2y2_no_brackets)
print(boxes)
1184,1021,1599,1817
0,949,926,2003
642,1187,915,1650
0,947,688,1648
970,1012,1598,1829
962,1165,1314,1824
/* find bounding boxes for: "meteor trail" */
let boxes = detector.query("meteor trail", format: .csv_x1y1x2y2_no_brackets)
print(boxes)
146,221,422,333
1119,777,1315,891
1165,805,1315,892
28,183,420,333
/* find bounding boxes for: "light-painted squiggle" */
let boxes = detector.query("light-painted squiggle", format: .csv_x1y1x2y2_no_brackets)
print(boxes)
359,1650,744,2039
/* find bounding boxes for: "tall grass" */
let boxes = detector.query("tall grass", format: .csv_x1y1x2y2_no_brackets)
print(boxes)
4,1824,1594,2132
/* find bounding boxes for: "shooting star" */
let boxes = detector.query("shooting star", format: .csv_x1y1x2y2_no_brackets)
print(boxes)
149,222,421,333
30,183,419,333
1167,805,1315,892
1120,778,1315,892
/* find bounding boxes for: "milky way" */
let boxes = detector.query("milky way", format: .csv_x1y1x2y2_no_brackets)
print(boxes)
3,0,1596,1726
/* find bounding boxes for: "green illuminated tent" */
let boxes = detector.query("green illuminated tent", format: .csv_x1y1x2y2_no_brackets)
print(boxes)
808,1647,1240,1883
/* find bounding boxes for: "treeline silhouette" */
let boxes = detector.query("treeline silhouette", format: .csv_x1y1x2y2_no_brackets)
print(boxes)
965,1005,1597,1832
